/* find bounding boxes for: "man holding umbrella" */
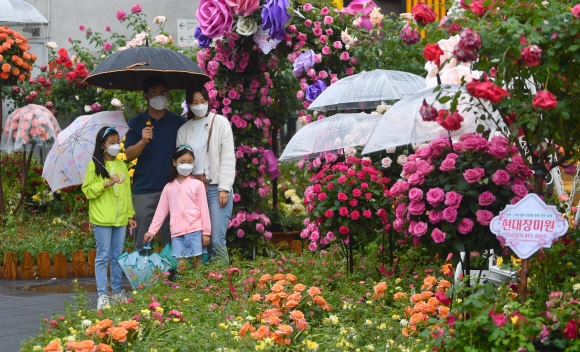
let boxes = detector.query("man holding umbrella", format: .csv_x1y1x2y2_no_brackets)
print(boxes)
124,76,186,250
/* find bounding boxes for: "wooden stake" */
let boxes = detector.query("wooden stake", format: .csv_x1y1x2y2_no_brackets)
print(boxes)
519,258,529,301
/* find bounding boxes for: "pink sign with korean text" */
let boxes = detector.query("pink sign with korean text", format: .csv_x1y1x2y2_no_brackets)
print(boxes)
490,193,568,259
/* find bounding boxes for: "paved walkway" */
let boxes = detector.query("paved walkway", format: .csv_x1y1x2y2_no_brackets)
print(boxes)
0,278,127,352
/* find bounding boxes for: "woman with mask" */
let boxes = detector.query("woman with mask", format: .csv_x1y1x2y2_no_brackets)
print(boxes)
82,126,136,310
176,84,235,263
124,76,186,251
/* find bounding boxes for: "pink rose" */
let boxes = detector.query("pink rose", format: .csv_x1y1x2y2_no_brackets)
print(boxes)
532,90,558,110
415,146,433,159
225,0,260,16
395,203,406,219
439,158,456,171
413,221,428,236
407,173,425,185
363,210,372,218
478,191,496,206
444,191,463,208
408,201,426,216
416,160,433,175
511,184,528,198
303,3,313,11
317,192,327,201
488,144,508,159
402,161,417,174
426,187,445,206
476,210,494,226
510,196,521,205
492,170,511,186
350,210,360,220
339,207,349,216
349,199,358,207
337,175,347,183
393,218,405,232
490,135,508,147
431,228,446,243
196,0,234,38
442,207,458,223
322,46,331,55
573,4,580,19
325,209,334,218
457,218,474,234
338,192,348,201
353,189,362,197
429,210,442,224
463,168,485,183
520,45,542,67
408,188,424,201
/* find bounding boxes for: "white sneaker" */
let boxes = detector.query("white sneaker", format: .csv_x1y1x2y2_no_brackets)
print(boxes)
97,294,110,310
112,290,128,304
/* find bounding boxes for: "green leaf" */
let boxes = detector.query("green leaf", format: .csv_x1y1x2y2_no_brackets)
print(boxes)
568,45,580,52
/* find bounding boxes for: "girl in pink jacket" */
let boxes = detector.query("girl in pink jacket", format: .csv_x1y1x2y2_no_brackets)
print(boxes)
144,146,211,270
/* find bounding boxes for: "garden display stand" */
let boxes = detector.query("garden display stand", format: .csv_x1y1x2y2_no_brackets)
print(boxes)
454,250,516,286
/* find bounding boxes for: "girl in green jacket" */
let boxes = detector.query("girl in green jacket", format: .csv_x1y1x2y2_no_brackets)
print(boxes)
82,126,136,310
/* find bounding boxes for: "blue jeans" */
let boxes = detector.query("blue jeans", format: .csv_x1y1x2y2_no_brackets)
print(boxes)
93,225,126,296
206,184,233,263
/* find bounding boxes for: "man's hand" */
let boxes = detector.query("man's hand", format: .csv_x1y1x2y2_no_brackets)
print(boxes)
142,126,153,143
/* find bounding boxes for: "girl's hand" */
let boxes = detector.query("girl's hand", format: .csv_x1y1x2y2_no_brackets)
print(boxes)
202,235,210,246
218,190,229,208
143,232,155,243
128,219,137,230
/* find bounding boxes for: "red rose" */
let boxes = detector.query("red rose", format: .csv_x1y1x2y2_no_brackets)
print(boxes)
563,320,578,339
469,0,486,16
436,110,464,131
339,226,350,235
362,210,372,218
520,45,542,66
465,80,509,103
423,43,444,66
352,188,362,197
324,209,334,218
532,90,558,110
350,210,360,220
420,99,438,122
411,2,437,25
339,207,349,216
337,192,348,201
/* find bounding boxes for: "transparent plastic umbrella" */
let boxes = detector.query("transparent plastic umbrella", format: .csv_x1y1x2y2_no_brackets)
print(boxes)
0,0,48,24
362,85,503,155
1,104,60,152
42,110,129,192
307,69,426,111
279,113,380,162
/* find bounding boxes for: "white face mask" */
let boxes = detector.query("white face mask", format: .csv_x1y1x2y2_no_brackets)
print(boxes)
105,144,120,157
149,96,167,110
190,104,208,117
176,164,194,176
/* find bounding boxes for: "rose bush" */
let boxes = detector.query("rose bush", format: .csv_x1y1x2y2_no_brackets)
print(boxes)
390,133,532,259
0,26,37,83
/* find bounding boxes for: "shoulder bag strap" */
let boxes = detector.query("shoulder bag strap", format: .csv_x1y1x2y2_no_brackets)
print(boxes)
203,114,216,182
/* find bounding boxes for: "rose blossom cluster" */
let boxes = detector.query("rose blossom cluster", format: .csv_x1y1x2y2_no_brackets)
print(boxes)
228,210,272,240
390,133,532,255
302,156,392,251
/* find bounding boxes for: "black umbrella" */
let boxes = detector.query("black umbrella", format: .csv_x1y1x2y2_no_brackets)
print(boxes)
83,46,209,91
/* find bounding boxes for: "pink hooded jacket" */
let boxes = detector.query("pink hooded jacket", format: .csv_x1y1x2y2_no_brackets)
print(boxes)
148,177,211,237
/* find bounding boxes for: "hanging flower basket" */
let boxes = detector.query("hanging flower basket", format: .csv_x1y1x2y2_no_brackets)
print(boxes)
0,26,38,84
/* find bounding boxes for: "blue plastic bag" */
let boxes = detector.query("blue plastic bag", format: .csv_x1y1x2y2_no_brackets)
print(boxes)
117,244,172,290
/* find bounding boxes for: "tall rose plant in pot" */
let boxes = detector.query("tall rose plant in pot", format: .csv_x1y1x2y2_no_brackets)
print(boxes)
390,133,533,262
301,156,392,272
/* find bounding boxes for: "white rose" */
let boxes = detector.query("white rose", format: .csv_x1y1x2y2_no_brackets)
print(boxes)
396,154,408,165
111,98,123,107
153,16,167,24
236,17,257,36
46,41,57,49
385,147,396,153
154,34,169,45
399,13,413,21
381,157,392,168
101,54,106,58
344,147,357,157
96,88,102,93
84,105,92,113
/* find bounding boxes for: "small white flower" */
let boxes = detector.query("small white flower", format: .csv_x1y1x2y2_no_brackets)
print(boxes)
46,41,57,49
153,16,167,24
84,105,92,113
101,54,106,58
381,157,392,168
81,319,92,327
236,17,258,36
396,154,408,165
573,283,580,291
400,319,409,327
96,88,102,93
75,95,79,101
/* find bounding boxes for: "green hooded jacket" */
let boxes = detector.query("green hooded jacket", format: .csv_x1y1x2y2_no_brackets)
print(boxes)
82,159,135,226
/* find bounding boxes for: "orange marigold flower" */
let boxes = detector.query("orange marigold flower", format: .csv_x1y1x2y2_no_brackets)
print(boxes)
259,274,272,284
251,325,270,340
410,293,423,303
307,286,321,296
285,273,298,283
271,284,284,293
272,273,286,281
118,320,139,331
97,343,114,352
65,340,96,352
409,312,426,326
289,309,304,321
251,293,262,301
294,283,306,292
239,321,256,337
393,292,407,301
275,324,293,336
108,326,128,342
43,340,62,352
